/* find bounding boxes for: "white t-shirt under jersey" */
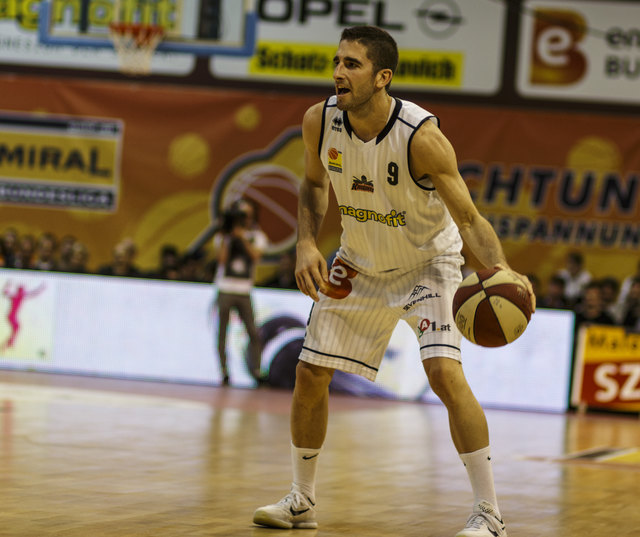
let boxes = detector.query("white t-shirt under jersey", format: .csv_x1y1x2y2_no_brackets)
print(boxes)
318,96,462,275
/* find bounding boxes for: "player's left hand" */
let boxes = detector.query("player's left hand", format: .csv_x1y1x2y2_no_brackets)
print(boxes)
494,263,536,312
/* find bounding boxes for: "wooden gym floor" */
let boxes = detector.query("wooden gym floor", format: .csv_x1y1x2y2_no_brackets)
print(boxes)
0,370,638,537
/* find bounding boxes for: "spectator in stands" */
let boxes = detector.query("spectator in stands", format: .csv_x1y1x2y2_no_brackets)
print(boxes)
616,259,640,314
620,277,640,332
539,275,570,309
599,276,622,323
1,228,19,268
261,250,298,290
13,234,36,270
574,281,616,330
148,244,181,280
66,242,90,274
98,239,142,277
32,232,58,271
180,250,208,282
57,235,78,272
556,250,591,307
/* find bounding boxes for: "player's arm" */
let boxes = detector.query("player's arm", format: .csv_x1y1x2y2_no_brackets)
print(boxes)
410,121,536,309
296,102,331,301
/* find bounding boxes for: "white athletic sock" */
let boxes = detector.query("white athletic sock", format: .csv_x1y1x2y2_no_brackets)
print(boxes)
460,446,500,516
291,443,321,503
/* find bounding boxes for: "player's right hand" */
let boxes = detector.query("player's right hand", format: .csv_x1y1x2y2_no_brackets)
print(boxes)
295,242,329,301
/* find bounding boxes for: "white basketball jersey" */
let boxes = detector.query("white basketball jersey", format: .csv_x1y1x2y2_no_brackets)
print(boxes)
319,96,462,275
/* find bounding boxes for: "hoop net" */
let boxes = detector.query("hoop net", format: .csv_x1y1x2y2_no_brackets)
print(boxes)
109,22,165,76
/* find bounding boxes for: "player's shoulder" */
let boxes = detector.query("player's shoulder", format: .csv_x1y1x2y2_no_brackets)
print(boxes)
396,98,439,129
303,97,335,125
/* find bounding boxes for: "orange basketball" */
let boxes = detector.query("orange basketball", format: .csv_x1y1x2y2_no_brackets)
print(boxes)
452,268,533,347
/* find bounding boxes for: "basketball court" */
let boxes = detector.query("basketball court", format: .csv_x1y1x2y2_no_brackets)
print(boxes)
0,2,637,536
0,369,638,537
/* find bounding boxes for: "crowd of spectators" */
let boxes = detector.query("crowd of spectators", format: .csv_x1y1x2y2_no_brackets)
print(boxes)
0,227,298,289
0,227,216,283
535,250,640,333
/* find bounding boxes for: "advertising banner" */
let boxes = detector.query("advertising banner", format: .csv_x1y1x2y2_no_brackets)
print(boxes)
0,74,639,287
0,269,573,411
0,111,122,211
517,0,640,104
212,0,507,94
572,325,640,412
0,0,194,74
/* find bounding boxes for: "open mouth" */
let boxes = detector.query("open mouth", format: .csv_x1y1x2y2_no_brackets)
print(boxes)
337,87,350,95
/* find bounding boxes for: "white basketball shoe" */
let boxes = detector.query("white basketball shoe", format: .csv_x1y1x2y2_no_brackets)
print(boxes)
253,485,317,529
456,500,507,537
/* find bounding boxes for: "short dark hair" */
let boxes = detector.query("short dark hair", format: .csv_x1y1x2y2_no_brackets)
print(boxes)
340,26,398,90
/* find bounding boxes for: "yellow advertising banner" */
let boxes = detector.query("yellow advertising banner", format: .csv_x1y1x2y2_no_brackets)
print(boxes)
0,75,638,286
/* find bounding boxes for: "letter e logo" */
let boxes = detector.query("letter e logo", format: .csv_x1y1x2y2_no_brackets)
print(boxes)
530,9,587,85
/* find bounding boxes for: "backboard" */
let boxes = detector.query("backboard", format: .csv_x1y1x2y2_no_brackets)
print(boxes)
38,0,257,57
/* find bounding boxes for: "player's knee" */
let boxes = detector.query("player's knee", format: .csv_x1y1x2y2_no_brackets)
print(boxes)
423,358,467,405
295,361,334,392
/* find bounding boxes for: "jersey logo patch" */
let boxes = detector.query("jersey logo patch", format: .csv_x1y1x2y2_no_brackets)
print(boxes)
331,117,343,132
328,147,342,172
351,175,374,193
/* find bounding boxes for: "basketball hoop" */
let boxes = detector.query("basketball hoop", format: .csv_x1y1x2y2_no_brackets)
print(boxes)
109,22,164,76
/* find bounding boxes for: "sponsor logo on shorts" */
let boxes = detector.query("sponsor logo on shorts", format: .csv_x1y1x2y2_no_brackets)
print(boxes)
403,285,441,311
418,318,451,337
322,257,357,299
351,174,374,193
339,205,406,227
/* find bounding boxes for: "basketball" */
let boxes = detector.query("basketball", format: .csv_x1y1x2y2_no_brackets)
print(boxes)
452,268,532,347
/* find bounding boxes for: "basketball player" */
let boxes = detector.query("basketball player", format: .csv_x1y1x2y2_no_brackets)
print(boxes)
253,26,535,537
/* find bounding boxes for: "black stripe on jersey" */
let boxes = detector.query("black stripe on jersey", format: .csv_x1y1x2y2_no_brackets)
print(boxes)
342,97,402,145
419,343,461,353
301,346,379,372
408,115,439,191
375,98,402,144
318,97,334,157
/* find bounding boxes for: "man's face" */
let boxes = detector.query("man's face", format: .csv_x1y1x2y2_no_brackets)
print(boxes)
333,39,378,111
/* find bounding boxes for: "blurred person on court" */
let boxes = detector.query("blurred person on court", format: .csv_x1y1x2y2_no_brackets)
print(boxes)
253,26,534,537
555,250,591,307
213,198,268,385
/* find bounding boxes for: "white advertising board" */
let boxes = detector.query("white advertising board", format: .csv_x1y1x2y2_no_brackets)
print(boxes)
0,269,573,411
517,0,640,104
212,0,507,94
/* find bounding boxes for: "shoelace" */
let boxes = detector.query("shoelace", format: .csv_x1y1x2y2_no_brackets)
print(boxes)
277,490,307,510
466,513,489,529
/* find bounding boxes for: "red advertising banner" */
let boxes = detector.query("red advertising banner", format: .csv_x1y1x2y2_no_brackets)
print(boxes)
0,75,638,285
572,326,640,413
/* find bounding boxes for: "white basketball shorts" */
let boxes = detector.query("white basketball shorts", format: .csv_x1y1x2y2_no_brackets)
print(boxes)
300,253,464,381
